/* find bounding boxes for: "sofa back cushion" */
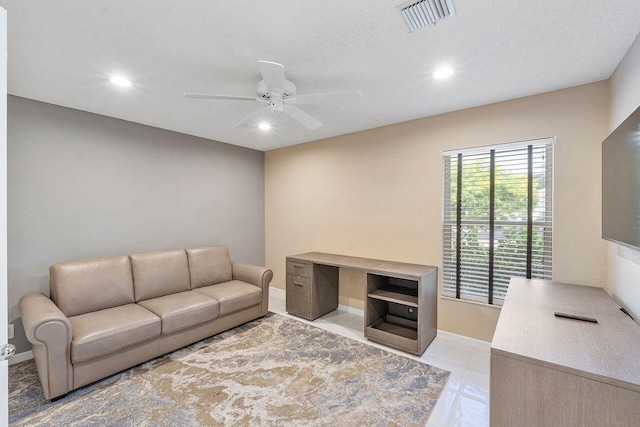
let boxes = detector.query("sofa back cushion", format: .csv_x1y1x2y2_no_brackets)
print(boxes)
50,255,135,317
186,246,233,289
130,249,191,301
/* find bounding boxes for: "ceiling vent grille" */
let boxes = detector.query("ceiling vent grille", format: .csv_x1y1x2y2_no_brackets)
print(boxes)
398,0,456,32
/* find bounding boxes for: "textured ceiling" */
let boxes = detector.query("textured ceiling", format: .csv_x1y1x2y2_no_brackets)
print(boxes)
1,0,640,151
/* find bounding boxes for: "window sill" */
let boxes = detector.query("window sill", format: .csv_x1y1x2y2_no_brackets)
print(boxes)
441,295,503,310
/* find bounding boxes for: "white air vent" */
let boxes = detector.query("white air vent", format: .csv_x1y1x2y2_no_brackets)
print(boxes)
398,0,456,32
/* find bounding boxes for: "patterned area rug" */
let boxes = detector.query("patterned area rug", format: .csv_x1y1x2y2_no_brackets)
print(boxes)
9,313,449,426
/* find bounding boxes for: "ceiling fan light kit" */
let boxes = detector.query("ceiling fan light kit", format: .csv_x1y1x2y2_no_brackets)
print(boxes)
433,66,454,79
109,75,132,87
185,60,361,131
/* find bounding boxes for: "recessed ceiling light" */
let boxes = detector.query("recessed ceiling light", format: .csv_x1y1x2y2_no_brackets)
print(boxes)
109,75,132,87
433,67,453,79
258,122,271,131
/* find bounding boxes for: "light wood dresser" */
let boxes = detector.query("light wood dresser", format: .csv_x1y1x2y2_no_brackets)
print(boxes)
491,278,640,427
286,252,438,355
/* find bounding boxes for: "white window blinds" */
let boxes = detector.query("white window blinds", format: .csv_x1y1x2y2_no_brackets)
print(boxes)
442,138,554,305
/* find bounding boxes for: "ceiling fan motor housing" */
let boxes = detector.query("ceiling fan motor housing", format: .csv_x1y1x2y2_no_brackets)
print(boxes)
257,79,297,98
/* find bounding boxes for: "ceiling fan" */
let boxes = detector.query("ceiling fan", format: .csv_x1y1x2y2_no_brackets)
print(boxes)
184,61,362,130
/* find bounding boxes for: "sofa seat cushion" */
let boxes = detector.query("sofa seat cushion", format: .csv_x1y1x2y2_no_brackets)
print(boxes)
69,304,161,364
193,280,262,316
137,291,220,335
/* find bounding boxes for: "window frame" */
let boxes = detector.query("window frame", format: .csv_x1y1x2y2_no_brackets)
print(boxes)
441,138,554,306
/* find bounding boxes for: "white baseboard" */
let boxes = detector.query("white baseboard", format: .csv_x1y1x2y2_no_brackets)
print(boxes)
337,304,364,316
436,329,491,347
269,287,285,297
9,350,33,365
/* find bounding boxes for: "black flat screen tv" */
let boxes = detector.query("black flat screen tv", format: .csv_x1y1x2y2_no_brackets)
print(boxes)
602,105,640,249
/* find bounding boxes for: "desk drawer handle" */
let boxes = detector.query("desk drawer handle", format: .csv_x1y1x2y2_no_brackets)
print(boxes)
293,282,303,286
293,264,305,269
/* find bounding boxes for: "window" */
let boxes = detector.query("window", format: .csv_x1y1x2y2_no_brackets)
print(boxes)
442,138,553,305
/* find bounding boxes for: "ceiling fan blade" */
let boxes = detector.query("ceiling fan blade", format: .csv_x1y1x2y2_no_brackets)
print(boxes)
258,61,285,92
284,104,323,130
287,92,362,106
233,106,272,128
184,93,259,102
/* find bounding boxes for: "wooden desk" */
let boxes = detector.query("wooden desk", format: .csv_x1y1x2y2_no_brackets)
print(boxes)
286,252,438,355
491,278,640,426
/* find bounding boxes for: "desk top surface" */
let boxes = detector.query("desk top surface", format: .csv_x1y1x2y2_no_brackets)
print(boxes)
492,278,640,392
287,252,437,279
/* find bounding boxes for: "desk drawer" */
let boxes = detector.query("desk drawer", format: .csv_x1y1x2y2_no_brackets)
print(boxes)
286,274,312,319
286,260,312,278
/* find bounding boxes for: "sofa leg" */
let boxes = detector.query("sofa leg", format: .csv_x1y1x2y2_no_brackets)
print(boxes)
50,394,67,402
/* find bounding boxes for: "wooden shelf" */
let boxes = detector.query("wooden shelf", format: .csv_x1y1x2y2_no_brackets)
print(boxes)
368,285,418,307
367,317,419,353
371,320,417,340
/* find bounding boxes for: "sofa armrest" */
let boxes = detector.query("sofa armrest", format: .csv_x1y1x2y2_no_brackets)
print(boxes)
19,291,73,400
232,262,273,316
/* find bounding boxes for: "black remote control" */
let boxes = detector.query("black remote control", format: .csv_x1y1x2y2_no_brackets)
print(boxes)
554,312,598,323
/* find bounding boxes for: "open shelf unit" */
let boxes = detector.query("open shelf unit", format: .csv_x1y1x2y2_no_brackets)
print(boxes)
365,272,436,355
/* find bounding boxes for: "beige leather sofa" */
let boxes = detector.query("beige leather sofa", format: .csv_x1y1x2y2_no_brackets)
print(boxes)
19,246,273,400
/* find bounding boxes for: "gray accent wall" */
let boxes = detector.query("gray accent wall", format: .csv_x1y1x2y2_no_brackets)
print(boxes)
7,96,265,353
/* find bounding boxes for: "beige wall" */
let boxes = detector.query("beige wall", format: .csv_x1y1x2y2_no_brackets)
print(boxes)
266,81,610,342
608,33,640,322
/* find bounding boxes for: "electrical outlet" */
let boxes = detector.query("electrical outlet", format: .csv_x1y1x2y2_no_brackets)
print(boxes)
8,324,14,339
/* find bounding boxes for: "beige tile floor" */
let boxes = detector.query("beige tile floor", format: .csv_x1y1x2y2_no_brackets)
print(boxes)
269,288,491,427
